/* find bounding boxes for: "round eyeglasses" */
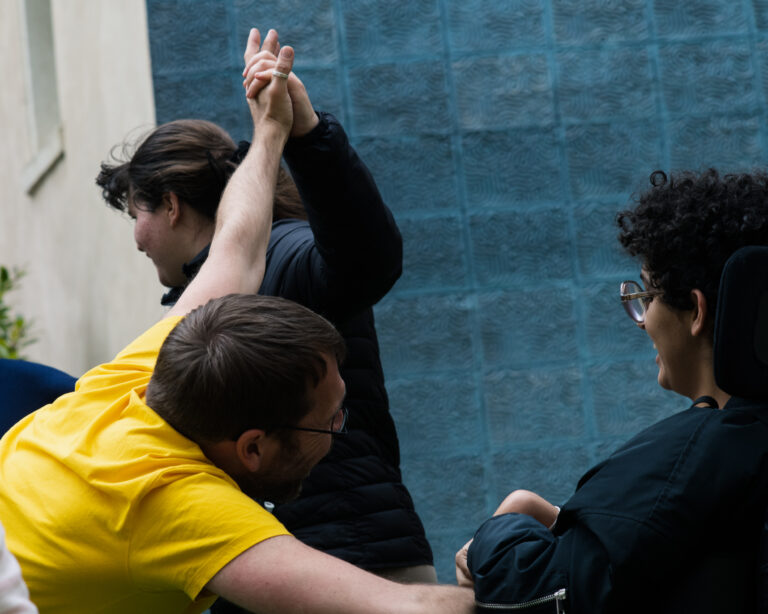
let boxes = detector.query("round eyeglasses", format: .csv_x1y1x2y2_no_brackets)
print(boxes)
620,280,663,324
283,407,348,436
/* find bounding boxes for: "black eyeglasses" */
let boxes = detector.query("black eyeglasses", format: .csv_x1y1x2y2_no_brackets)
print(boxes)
620,280,663,324
283,407,348,435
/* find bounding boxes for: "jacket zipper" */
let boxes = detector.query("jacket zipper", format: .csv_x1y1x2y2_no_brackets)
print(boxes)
476,588,567,612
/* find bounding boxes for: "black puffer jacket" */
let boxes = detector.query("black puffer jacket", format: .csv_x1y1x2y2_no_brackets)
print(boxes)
165,112,432,570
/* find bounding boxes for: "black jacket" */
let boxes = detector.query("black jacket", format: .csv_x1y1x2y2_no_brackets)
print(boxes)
468,397,768,613
166,112,432,570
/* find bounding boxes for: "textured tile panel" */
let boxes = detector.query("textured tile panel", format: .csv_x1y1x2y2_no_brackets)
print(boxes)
573,200,638,279
397,215,469,292
491,444,591,505
484,367,585,445
552,0,649,44
147,0,231,74
755,0,768,31
447,0,547,52
469,207,572,286
153,72,244,139
233,0,338,66
389,375,482,458
349,61,452,136
557,46,655,122
565,120,663,199
402,453,489,528
463,127,563,205
340,0,442,62
659,40,756,116
353,134,459,214
477,288,580,367
374,293,474,374
653,0,748,37
668,114,764,170
292,67,345,123
589,360,682,436
453,54,554,130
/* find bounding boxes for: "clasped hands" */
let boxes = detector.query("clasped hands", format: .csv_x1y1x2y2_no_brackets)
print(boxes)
242,27,319,139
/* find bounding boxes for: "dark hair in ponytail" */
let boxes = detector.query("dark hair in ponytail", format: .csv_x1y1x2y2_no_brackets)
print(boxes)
96,119,306,221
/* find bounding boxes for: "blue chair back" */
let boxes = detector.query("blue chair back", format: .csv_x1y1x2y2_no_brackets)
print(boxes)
0,358,76,435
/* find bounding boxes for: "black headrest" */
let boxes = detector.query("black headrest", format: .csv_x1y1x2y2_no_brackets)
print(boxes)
713,246,768,401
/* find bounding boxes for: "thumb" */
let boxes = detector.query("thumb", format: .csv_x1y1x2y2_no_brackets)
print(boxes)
272,45,294,81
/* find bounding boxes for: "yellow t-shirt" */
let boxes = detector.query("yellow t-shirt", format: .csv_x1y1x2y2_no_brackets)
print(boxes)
0,316,290,614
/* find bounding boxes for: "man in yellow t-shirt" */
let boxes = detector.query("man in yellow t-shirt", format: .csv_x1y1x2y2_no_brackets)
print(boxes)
0,309,300,613
0,28,474,614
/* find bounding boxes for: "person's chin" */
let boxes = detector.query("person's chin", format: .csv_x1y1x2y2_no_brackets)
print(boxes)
657,367,672,391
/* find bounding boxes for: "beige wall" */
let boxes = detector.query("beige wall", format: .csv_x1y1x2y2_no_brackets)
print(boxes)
0,0,163,376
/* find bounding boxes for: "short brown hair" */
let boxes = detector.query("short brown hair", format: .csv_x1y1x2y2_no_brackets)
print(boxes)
146,294,345,443
96,119,306,221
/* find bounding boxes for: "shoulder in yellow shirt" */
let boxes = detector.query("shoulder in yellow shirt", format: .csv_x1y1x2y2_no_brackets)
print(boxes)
0,317,290,614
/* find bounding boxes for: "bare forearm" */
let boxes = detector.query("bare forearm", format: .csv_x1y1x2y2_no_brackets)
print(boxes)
209,536,476,614
210,128,285,288
400,584,475,614
164,38,293,319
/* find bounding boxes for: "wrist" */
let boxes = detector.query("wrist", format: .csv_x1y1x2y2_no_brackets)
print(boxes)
291,110,320,138
289,110,323,141
252,121,290,148
548,506,560,530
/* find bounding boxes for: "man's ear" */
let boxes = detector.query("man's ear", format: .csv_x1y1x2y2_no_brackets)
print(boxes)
690,289,708,337
234,429,268,472
164,192,183,228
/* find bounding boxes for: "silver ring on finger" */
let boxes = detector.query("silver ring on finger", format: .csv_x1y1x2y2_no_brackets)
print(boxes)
272,70,290,79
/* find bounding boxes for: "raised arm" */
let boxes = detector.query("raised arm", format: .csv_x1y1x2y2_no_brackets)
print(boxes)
206,534,474,614
281,111,403,312
243,55,402,315
167,29,293,320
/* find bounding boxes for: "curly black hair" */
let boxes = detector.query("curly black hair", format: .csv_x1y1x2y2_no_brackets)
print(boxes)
617,168,768,313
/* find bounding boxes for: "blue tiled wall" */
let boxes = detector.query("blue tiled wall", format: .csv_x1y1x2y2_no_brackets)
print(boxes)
146,0,768,581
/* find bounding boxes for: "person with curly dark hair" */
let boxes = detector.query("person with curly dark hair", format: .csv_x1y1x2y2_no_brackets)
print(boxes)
618,168,768,312
457,169,768,613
